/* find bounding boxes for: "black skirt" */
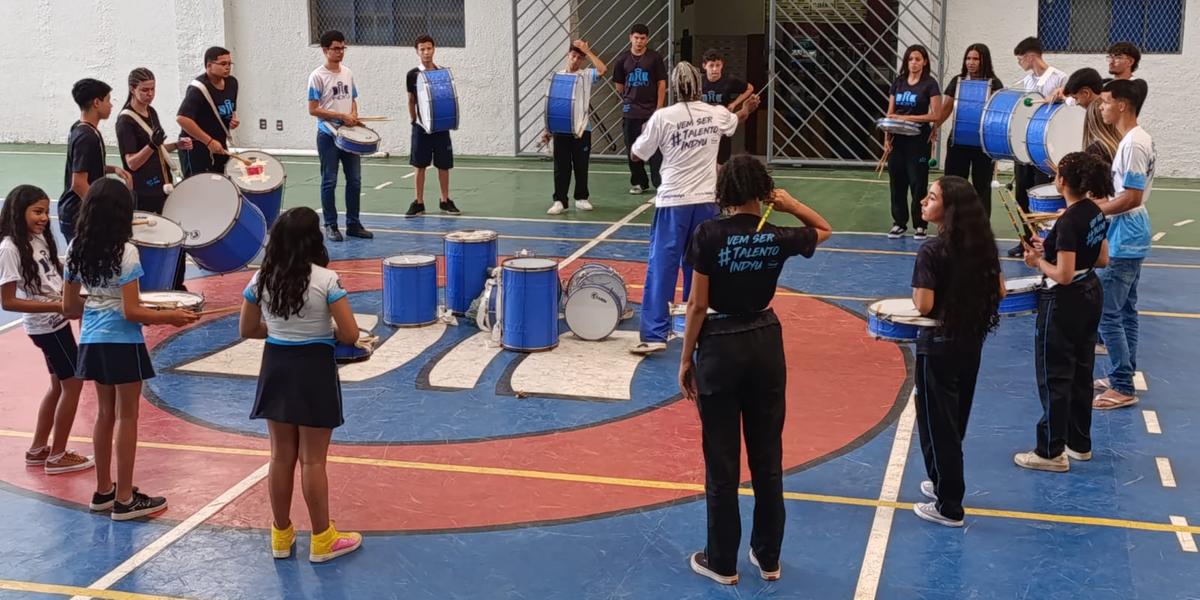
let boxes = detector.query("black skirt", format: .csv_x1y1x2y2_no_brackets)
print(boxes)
251,342,344,428
76,343,156,385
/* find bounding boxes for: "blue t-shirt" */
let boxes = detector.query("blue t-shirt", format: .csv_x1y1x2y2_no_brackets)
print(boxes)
1106,126,1155,259
308,65,359,136
64,242,145,344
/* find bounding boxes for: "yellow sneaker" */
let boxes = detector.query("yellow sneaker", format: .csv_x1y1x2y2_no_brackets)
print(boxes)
309,521,361,563
271,522,295,559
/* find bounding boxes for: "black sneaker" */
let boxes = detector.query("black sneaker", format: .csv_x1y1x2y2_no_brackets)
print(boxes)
888,225,906,239
346,223,374,239
89,485,137,511
405,201,425,218
1007,244,1025,258
689,551,738,585
325,226,343,242
439,199,462,215
913,227,927,241
111,490,168,521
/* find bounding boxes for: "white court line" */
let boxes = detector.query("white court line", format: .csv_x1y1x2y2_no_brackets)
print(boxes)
1134,371,1148,392
854,391,916,600
1176,219,1195,227
374,181,393,190
402,171,415,179
1143,410,1162,434
1153,232,1166,242
1170,516,1199,552
70,463,269,600
1156,457,1178,488
560,202,653,268
0,320,23,334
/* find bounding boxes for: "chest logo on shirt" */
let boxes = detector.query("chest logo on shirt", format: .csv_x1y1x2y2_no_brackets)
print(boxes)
1086,213,1107,247
627,67,650,88
331,81,351,100
702,90,723,104
718,233,782,273
37,250,52,274
218,99,235,118
895,90,918,108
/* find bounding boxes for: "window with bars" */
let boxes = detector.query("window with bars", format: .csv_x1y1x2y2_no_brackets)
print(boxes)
309,0,465,47
1038,0,1184,53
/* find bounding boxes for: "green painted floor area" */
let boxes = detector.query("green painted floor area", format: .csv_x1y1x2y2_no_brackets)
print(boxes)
2,144,1197,246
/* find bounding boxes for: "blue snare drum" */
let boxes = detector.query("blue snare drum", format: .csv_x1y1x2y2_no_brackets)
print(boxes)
444,230,499,314
951,79,991,148
981,89,1041,163
335,329,376,363
163,174,267,274
999,276,1043,317
416,69,460,133
867,298,939,343
1037,219,1056,240
224,150,286,227
1028,183,1067,213
1027,102,1086,176
131,211,185,291
382,255,438,327
334,125,381,155
500,257,559,352
546,72,592,138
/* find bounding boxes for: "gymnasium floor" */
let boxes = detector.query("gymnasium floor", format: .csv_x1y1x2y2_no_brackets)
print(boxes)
0,144,1198,599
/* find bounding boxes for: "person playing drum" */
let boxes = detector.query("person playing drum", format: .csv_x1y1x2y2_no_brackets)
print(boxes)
934,44,1003,216
541,40,607,216
405,35,460,218
883,45,941,241
176,46,239,177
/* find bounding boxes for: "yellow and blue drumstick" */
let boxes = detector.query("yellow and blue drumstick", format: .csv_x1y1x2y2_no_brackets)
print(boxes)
756,202,774,232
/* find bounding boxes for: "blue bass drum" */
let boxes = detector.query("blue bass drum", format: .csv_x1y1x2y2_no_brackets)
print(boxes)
951,79,991,148
1026,102,1085,176
444,229,498,315
382,255,438,327
545,72,592,138
500,257,559,352
416,69,460,133
163,174,267,274
981,89,1041,163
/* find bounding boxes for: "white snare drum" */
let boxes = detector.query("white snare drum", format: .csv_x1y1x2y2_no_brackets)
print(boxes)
867,298,939,343
140,291,205,312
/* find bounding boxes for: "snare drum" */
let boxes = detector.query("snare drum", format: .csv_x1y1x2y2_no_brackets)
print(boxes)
1028,183,1067,213
334,329,377,364
334,125,382,155
951,79,992,148
876,118,921,136
416,69,460,133
999,276,1043,317
1026,102,1085,176
224,151,286,226
382,255,438,327
163,174,267,274
131,211,185,292
867,298,939,343
566,263,628,315
981,89,1042,163
564,285,621,341
140,291,205,312
546,72,592,138
444,230,498,314
500,257,559,352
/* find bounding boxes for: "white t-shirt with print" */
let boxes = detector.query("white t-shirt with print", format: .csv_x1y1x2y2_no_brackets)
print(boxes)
1019,66,1067,98
308,65,358,137
1107,126,1155,258
243,264,348,346
0,235,68,335
631,101,739,208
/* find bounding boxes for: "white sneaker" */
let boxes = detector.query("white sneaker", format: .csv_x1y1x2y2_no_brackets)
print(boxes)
629,341,667,355
546,201,566,215
748,549,781,581
1066,448,1092,461
888,225,905,239
920,480,937,500
1013,451,1069,472
575,199,593,211
913,502,963,527
629,185,645,195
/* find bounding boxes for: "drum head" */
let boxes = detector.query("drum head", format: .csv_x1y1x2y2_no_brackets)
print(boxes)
576,271,627,309
141,291,204,311
1004,91,1042,164
224,151,286,193
504,257,558,272
1041,104,1086,171
572,74,592,138
1005,276,1044,294
877,118,920,136
444,229,498,243
867,298,939,327
383,254,436,267
163,174,242,247
564,285,620,341
416,69,457,133
131,211,185,247
1028,183,1061,200
567,263,618,291
338,125,381,144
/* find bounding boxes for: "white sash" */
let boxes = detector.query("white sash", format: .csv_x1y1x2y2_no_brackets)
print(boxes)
188,79,236,147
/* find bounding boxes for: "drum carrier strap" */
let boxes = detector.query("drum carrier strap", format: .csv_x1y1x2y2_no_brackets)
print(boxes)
188,80,237,148
120,109,176,186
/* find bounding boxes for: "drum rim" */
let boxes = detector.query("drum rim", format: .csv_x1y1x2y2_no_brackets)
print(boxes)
1034,103,1085,175
1028,183,1063,199
980,89,1041,162
1005,276,1045,294
564,285,621,340
224,151,287,194
867,298,940,327
571,271,627,308
443,229,499,243
336,125,382,144
165,175,252,249
566,263,619,291
417,68,458,133
383,254,437,267
545,72,590,138
131,211,186,248
502,257,558,272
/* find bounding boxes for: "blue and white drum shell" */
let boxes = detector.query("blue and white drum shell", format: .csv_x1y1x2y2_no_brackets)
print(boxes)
566,264,627,316
564,285,621,341
382,255,438,327
162,174,267,274
867,298,939,343
999,276,1043,317
1026,102,1085,176
334,125,381,155
1028,183,1067,213
501,257,560,352
140,291,205,312
224,150,286,227
951,79,992,148
546,72,592,138
981,89,1041,163
334,329,374,364
416,69,460,133
876,118,920,136
444,229,499,315
1037,220,1055,240
131,211,185,292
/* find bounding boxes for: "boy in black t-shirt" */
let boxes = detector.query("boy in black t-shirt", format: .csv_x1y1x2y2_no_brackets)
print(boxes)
611,24,667,194
405,35,460,217
177,46,239,176
700,49,754,166
59,78,132,243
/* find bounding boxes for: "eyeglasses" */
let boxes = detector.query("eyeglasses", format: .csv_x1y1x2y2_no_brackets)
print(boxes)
328,46,347,52
1106,54,1129,62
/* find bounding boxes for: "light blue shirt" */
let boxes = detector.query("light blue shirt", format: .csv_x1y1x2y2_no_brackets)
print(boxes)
64,242,145,344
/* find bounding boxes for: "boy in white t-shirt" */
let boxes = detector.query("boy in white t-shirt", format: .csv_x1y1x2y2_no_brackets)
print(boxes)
628,61,760,354
1007,36,1067,257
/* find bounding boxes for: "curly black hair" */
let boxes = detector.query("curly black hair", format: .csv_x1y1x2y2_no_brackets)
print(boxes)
255,207,329,319
931,176,1001,342
716,154,774,208
66,178,134,288
1057,152,1114,200
0,185,60,296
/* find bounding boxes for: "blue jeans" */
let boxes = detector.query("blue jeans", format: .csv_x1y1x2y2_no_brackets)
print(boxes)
317,131,362,227
1098,258,1143,395
639,203,720,343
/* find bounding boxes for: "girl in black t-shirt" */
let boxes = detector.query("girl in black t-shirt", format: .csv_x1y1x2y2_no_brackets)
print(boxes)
909,175,1004,527
678,155,831,585
936,44,1003,216
1014,152,1111,473
884,45,941,240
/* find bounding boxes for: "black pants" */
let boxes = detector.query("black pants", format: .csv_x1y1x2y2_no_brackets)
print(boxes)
887,135,930,229
944,143,994,218
180,146,229,177
1034,274,1103,458
1013,163,1052,215
623,117,662,189
915,334,984,521
552,131,591,203
694,312,786,576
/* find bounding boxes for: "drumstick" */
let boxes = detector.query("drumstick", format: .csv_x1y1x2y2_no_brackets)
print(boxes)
875,147,891,179
756,203,774,232
131,218,155,226
995,182,1036,251
752,71,781,98
196,305,241,317
355,116,392,122
223,151,254,166
1022,97,1052,107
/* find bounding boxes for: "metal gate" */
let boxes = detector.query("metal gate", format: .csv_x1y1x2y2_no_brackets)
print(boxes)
511,0,671,157
768,0,947,166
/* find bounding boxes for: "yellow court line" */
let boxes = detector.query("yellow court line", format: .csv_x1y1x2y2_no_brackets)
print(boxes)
0,578,194,600
1,429,1197,537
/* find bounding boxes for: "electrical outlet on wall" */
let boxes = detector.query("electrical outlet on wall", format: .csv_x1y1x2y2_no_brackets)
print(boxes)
275,120,284,131
259,119,267,130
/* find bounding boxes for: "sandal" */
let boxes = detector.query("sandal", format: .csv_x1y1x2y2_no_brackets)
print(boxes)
1093,389,1138,410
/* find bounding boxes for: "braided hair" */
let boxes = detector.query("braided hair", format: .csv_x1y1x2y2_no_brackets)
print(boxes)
670,61,704,103
123,67,154,110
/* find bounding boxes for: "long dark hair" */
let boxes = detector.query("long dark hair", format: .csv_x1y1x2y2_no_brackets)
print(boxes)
931,176,1001,342
0,185,60,295
255,207,329,319
66,179,134,288
716,155,774,208
899,44,932,81
959,43,997,81
1057,152,1114,200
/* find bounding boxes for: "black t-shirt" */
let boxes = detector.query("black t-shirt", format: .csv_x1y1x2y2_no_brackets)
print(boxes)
701,75,748,107
116,107,168,200
177,75,238,145
686,213,817,315
611,49,667,119
1044,199,1107,270
58,121,107,223
911,238,950,323
889,74,941,135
